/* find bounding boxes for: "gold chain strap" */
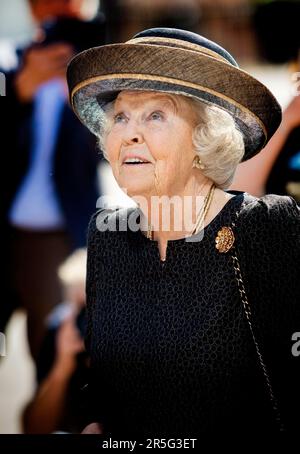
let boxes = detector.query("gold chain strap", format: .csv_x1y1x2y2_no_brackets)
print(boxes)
231,204,285,432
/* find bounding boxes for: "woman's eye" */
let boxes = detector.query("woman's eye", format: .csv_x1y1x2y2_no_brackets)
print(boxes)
113,113,127,123
149,111,163,121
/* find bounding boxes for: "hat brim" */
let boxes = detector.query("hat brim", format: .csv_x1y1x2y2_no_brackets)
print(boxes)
67,43,282,161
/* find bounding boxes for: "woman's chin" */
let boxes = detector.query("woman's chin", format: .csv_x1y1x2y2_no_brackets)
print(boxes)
118,178,153,199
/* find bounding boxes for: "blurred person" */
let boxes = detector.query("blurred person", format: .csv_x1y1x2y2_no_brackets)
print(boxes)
27,0,91,22
67,28,299,436
230,1,300,200
1,0,104,361
230,52,300,200
22,248,91,434
230,91,300,200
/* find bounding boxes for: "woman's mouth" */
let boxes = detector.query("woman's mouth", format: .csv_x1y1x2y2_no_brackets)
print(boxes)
123,162,151,165
122,157,152,166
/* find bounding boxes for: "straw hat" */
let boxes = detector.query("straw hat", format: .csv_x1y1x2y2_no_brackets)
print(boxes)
67,27,282,161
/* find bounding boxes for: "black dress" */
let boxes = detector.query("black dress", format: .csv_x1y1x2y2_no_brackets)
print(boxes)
85,191,300,436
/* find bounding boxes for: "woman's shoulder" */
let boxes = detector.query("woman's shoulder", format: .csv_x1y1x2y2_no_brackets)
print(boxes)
236,193,299,255
87,206,138,242
241,193,299,226
257,193,299,214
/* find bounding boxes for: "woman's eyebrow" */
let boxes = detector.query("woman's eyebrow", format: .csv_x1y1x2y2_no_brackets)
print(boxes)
115,93,179,113
144,97,179,114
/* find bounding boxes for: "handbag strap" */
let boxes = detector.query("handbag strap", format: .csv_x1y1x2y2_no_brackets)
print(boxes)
230,201,285,432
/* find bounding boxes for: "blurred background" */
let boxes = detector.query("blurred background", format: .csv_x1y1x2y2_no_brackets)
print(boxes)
0,0,299,434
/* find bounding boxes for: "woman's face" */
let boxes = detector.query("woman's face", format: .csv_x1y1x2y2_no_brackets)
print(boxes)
104,91,198,198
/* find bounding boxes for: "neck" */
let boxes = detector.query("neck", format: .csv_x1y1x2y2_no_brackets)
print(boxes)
137,174,213,243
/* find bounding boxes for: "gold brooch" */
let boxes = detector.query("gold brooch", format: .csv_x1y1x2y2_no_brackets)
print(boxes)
215,226,235,253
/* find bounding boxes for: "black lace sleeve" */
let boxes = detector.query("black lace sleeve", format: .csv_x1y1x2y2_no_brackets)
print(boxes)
268,196,300,434
237,194,300,433
83,211,102,425
85,212,98,355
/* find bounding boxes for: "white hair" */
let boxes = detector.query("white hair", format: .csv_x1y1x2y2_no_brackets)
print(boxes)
97,93,245,189
188,97,245,189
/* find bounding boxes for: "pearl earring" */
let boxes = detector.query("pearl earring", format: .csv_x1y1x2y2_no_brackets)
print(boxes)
192,155,205,170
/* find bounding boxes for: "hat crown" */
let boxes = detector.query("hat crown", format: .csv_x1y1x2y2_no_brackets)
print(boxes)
132,27,239,67
68,26,282,161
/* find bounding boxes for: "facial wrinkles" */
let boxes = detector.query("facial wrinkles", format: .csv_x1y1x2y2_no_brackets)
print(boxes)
155,97,187,195
153,115,176,197
154,164,163,196
153,109,192,196
114,93,179,196
107,92,197,197
115,92,179,119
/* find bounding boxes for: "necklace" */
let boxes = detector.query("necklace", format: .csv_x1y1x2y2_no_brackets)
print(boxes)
191,182,215,236
146,183,216,240
146,220,153,240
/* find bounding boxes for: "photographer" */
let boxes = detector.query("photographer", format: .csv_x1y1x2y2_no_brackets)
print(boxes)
1,0,105,363
22,249,90,434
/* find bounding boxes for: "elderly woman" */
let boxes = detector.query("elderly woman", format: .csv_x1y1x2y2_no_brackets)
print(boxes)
67,28,300,437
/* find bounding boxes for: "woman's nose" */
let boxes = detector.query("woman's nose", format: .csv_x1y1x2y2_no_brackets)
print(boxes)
122,122,144,145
